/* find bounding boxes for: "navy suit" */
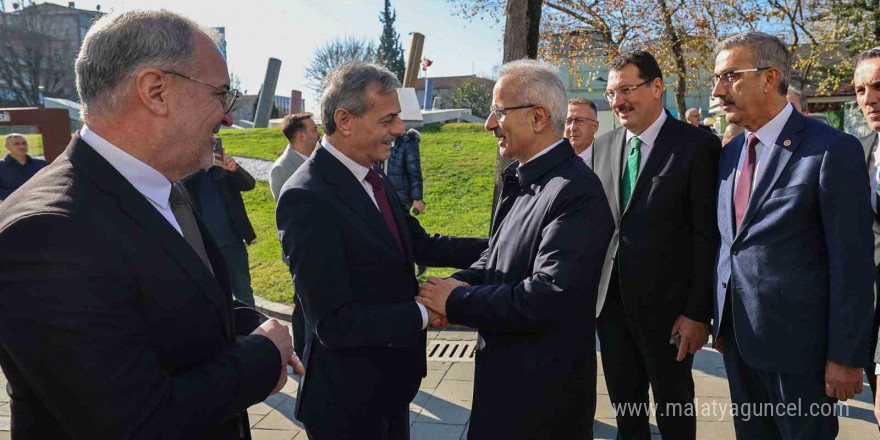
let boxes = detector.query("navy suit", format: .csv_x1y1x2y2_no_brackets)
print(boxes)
714,110,874,439
276,147,487,439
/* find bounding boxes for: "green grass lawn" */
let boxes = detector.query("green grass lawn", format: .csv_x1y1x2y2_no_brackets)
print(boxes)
220,128,289,160
24,134,43,156
240,123,497,304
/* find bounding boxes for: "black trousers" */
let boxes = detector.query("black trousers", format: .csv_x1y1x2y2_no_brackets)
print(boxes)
597,266,696,440
304,406,409,440
720,315,838,440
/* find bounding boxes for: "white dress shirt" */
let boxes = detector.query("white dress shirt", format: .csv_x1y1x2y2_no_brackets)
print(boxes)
733,103,794,192
624,110,667,176
869,133,880,213
578,142,594,166
80,126,183,236
321,138,429,329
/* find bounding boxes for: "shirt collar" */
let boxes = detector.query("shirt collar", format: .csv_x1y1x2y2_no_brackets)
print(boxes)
578,143,594,162
626,109,667,146
321,138,371,183
524,138,565,164
744,102,794,149
80,125,173,209
3,154,30,166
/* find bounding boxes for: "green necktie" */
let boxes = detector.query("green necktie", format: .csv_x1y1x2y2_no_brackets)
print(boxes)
622,136,642,208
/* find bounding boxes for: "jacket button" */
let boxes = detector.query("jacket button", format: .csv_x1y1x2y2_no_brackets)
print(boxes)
387,343,393,347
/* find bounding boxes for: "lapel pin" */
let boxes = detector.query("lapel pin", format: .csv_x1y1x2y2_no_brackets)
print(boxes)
783,139,791,146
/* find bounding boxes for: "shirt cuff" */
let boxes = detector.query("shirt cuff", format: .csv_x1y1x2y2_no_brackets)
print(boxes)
416,302,428,330
875,363,880,375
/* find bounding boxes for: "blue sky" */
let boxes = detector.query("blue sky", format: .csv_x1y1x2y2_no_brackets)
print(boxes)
41,0,504,112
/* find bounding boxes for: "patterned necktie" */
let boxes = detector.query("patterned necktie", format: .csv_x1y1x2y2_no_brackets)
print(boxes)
169,184,214,274
364,169,405,254
734,134,760,230
621,136,642,208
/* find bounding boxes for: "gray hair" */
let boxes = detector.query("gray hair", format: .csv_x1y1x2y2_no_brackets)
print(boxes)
75,10,221,122
715,32,791,95
857,47,880,66
497,59,567,135
787,85,807,108
4,133,25,144
320,61,401,135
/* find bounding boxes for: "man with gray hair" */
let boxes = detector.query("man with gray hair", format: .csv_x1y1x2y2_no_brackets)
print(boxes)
0,10,301,439
0,133,46,200
590,50,720,440
787,85,809,114
712,32,873,439
565,97,599,167
276,61,486,439
417,59,614,439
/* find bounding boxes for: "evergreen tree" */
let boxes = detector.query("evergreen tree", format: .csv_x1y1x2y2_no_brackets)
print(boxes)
376,0,406,82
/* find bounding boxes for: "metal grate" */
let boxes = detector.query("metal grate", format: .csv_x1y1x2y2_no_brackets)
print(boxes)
426,340,476,362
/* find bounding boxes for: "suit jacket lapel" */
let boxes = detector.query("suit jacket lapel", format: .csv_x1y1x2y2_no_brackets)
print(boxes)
314,148,404,257
720,134,744,241
603,128,626,222
623,116,675,217
68,137,232,337
734,112,804,241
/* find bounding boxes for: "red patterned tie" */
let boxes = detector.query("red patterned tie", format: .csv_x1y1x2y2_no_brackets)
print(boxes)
365,169,405,253
734,134,760,230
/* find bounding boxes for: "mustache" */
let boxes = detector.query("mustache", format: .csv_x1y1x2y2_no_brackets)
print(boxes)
381,137,396,145
492,128,505,138
718,97,736,106
615,104,634,113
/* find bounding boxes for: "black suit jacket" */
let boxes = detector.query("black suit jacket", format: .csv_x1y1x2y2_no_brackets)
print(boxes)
276,146,487,430
860,132,880,367
448,140,614,439
592,112,721,329
0,136,280,439
184,165,257,244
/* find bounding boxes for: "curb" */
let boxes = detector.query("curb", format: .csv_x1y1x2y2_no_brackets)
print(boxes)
253,295,473,332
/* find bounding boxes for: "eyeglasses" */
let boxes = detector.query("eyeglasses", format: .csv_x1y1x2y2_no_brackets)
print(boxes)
565,117,597,127
603,79,652,102
710,67,772,86
490,103,539,119
162,70,240,113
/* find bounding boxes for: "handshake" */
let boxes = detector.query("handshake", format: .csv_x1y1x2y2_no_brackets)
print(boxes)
416,276,471,329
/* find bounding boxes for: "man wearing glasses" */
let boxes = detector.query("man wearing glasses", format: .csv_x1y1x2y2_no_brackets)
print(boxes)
591,50,720,440
712,32,873,439
565,97,599,167
0,10,300,439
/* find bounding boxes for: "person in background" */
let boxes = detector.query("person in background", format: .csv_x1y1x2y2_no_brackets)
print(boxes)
565,97,599,167
787,85,809,114
384,127,428,276
184,144,258,307
0,133,47,200
270,112,319,202
722,122,745,147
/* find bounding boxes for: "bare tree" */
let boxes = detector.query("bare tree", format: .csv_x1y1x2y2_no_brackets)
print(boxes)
305,36,377,96
0,6,74,106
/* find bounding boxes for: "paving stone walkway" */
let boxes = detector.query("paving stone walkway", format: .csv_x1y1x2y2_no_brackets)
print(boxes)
1,326,877,439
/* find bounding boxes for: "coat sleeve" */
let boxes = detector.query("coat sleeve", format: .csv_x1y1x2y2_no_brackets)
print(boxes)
404,139,423,202
404,212,488,270
277,187,423,350
0,214,281,439
269,164,289,202
818,133,876,368
445,181,614,332
228,166,256,191
682,133,721,323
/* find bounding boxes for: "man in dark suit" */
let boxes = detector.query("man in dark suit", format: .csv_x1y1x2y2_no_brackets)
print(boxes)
712,32,874,439
417,59,615,439
590,50,720,440
276,61,487,440
852,47,880,427
184,149,258,306
0,10,301,439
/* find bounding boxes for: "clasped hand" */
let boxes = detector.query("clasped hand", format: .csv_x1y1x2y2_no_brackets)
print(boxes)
416,276,469,328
